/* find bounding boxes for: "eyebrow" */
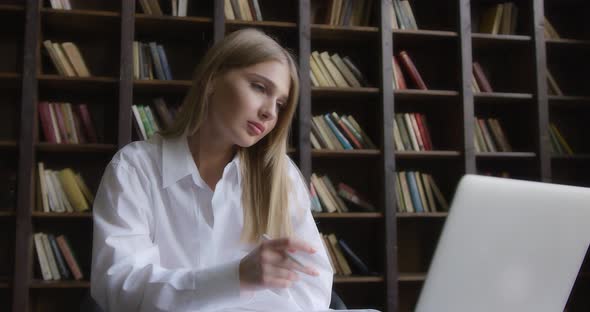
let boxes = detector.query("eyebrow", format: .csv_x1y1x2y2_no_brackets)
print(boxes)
246,72,289,103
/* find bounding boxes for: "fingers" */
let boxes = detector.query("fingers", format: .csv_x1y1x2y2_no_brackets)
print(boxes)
264,237,317,254
259,244,320,277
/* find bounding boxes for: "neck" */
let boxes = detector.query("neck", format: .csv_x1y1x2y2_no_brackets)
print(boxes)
187,124,236,190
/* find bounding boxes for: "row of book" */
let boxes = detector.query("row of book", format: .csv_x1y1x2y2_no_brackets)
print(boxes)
474,118,512,153
132,98,178,140
391,0,418,30
472,62,493,93
224,0,263,21
310,113,376,150
549,123,574,156
320,233,373,276
38,102,98,144
37,163,93,213
34,232,83,281
310,173,375,213
395,171,448,213
139,0,189,17
544,17,561,39
474,62,565,97
392,51,427,90
47,0,72,10
43,40,91,77
393,113,433,151
478,2,518,35
547,68,563,96
310,51,368,88
133,41,173,80
311,0,374,27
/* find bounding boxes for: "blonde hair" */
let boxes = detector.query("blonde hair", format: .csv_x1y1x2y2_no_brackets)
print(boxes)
161,28,300,242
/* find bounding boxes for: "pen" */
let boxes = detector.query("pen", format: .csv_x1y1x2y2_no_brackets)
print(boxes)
261,234,306,268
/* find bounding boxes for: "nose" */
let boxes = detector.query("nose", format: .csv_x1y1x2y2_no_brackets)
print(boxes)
259,98,277,121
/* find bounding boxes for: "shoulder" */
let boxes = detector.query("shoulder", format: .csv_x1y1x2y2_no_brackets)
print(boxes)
109,135,162,176
285,155,311,209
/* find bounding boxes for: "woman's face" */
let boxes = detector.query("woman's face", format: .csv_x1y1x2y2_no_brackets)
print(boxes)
207,60,291,148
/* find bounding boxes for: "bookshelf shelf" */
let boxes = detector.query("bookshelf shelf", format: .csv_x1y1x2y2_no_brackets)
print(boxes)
398,273,426,282
0,141,17,150
396,212,448,219
226,19,296,30
472,33,532,42
0,73,21,88
31,212,92,219
312,87,380,98
38,75,118,92
394,89,459,100
135,15,213,36
35,143,117,153
6,1,588,311
41,8,119,18
394,29,458,39
313,212,383,219
551,154,590,161
311,24,379,41
474,92,534,102
546,38,590,46
333,276,384,284
311,149,381,158
549,95,590,104
29,280,90,289
0,4,24,12
0,211,15,217
476,152,537,159
41,9,120,35
395,151,461,159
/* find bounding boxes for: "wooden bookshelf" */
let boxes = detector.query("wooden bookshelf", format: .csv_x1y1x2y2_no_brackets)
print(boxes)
4,0,588,311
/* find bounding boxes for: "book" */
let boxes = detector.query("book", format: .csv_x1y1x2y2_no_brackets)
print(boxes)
328,234,352,275
337,182,375,212
342,56,368,87
76,104,98,143
472,62,493,92
346,115,376,149
48,234,71,279
546,68,563,96
338,239,371,275
398,51,427,90
56,235,84,280
331,53,361,88
61,42,91,77
41,232,61,280
58,168,89,211
320,52,349,87
427,174,448,211
34,233,53,280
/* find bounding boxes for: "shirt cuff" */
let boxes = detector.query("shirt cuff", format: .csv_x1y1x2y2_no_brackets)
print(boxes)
192,259,245,306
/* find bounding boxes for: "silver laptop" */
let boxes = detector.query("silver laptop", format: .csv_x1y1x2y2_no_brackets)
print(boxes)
416,174,590,312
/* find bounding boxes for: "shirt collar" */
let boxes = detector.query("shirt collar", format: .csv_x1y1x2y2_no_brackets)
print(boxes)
162,133,195,189
162,133,241,189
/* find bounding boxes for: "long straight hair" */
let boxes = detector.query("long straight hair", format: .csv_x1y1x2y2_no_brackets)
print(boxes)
160,28,300,242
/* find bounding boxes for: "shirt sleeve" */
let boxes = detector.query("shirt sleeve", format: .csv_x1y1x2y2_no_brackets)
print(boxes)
91,160,246,312
281,158,334,311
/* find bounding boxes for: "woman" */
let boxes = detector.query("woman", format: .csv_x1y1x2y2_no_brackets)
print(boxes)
91,28,333,311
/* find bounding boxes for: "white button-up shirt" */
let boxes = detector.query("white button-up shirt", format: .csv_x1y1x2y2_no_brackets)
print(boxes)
91,134,333,311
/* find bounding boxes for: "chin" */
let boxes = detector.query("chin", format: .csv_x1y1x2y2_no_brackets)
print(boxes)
235,137,261,148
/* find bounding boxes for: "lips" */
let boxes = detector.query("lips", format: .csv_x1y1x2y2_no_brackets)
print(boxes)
248,121,265,135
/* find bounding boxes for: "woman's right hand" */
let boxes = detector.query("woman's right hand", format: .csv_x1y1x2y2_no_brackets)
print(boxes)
239,237,320,291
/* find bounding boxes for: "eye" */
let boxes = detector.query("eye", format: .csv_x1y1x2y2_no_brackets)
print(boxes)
276,102,285,111
251,82,266,93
